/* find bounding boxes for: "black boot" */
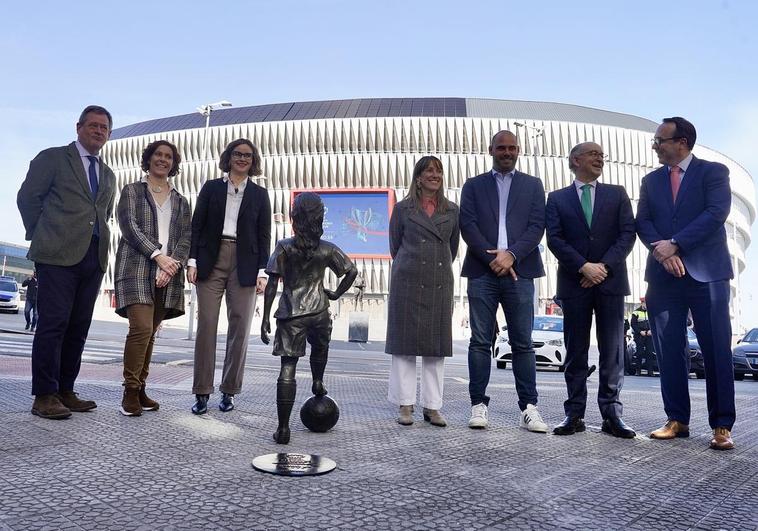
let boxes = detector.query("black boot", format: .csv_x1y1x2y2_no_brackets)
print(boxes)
191,394,209,415
274,379,296,444
310,358,328,396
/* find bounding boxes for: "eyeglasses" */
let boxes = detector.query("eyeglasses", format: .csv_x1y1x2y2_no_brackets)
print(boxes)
231,151,253,160
577,150,606,160
651,136,683,147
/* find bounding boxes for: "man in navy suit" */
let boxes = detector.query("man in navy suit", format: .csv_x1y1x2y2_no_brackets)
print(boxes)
637,117,735,450
546,142,637,438
460,130,548,432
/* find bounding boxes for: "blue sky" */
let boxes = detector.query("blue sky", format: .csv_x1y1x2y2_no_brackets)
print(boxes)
2,0,757,325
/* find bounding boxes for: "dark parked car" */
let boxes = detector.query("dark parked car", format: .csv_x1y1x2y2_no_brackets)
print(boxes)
688,328,705,379
624,327,703,378
732,328,758,381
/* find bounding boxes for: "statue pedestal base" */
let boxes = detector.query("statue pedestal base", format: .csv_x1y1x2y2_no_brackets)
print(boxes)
252,453,336,476
348,312,369,342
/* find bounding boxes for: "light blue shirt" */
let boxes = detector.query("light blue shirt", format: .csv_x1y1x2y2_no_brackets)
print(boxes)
668,152,693,182
493,169,514,250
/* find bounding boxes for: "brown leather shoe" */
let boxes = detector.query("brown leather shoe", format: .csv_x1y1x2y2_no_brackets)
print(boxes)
650,420,689,439
710,427,734,450
423,408,447,427
57,391,97,412
31,394,72,420
139,386,159,411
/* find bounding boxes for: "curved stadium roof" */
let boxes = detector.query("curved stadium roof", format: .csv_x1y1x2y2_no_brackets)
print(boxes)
110,98,658,140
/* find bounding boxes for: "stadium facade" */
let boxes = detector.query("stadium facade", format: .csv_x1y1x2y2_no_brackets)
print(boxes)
102,98,756,331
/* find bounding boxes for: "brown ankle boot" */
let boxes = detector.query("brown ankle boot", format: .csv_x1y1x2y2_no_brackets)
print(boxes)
32,394,72,420
120,388,142,417
139,386,159,411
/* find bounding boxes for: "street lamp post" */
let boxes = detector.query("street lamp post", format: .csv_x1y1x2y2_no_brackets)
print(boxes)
514,121,545,314
187,100,232,340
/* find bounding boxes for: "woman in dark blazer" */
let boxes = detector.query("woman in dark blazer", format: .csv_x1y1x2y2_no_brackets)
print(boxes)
385,156,460,427
115,140,191,416
187,139,272,415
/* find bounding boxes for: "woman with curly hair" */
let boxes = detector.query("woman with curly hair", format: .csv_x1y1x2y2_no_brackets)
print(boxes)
115,140,191,416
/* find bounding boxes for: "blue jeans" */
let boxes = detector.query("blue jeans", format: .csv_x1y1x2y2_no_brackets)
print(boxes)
467,274,537,410
24,300,37,328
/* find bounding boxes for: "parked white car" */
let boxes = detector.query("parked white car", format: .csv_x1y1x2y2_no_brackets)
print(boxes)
0,276,20,314
494,314,565,371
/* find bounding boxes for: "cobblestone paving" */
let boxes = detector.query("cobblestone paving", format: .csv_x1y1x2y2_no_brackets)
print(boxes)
1,356,757,530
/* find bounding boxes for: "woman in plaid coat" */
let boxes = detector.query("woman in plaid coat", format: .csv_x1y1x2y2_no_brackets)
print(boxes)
385,156,460,427
114,140,191,416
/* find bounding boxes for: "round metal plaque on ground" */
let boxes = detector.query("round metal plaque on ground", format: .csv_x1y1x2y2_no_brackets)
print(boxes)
252,453,337,476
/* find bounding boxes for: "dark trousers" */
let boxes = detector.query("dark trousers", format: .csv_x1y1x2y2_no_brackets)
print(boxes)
31,238,104,396
647,275,734,429
467,274,537,410
561,290,625,418
24,300,38,328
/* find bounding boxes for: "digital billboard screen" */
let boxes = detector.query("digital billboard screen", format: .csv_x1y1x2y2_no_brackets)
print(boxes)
291,189,396,258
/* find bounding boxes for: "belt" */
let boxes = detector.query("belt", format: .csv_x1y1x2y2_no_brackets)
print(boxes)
221,236,237,242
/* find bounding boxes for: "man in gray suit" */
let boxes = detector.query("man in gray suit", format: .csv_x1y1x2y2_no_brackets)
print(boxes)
17,105,117,419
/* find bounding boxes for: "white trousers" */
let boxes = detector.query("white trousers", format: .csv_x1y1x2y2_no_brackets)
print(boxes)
388,355,445,410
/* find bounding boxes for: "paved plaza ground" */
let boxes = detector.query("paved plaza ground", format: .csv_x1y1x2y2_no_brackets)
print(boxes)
0,315,757,530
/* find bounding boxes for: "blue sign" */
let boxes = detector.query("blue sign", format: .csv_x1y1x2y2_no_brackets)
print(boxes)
293,191,393,257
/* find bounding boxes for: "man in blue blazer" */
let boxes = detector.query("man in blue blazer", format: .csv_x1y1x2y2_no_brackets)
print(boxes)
637,117,735,450
460,130,548,432
546,142,636,438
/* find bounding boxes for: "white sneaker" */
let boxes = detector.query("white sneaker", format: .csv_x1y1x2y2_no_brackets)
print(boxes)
469,403,489,429
519,404,548,433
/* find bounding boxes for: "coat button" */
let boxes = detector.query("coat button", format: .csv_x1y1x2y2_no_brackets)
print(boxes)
89,221,94,226
437,285,442,289
438,262,442,266
421,284,425,289
422,261,426,265
422,239,426,243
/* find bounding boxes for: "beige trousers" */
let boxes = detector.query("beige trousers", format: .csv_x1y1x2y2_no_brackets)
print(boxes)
192,241,257,395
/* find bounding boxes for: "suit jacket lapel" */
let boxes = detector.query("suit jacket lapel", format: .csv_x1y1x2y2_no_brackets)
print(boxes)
485,171,499,224
238,179,253,217
673,155,699,212
505,171,522,221
567,185,590,231
408,207,443,240
590,182,607,229
66,143,93,200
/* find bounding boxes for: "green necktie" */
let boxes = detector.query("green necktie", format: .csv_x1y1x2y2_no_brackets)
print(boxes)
581,184,593,227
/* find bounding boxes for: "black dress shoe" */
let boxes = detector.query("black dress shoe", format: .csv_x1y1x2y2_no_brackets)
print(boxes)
602,416,636,439
553,416,586,435
191,394,209,415
219,393,235,412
